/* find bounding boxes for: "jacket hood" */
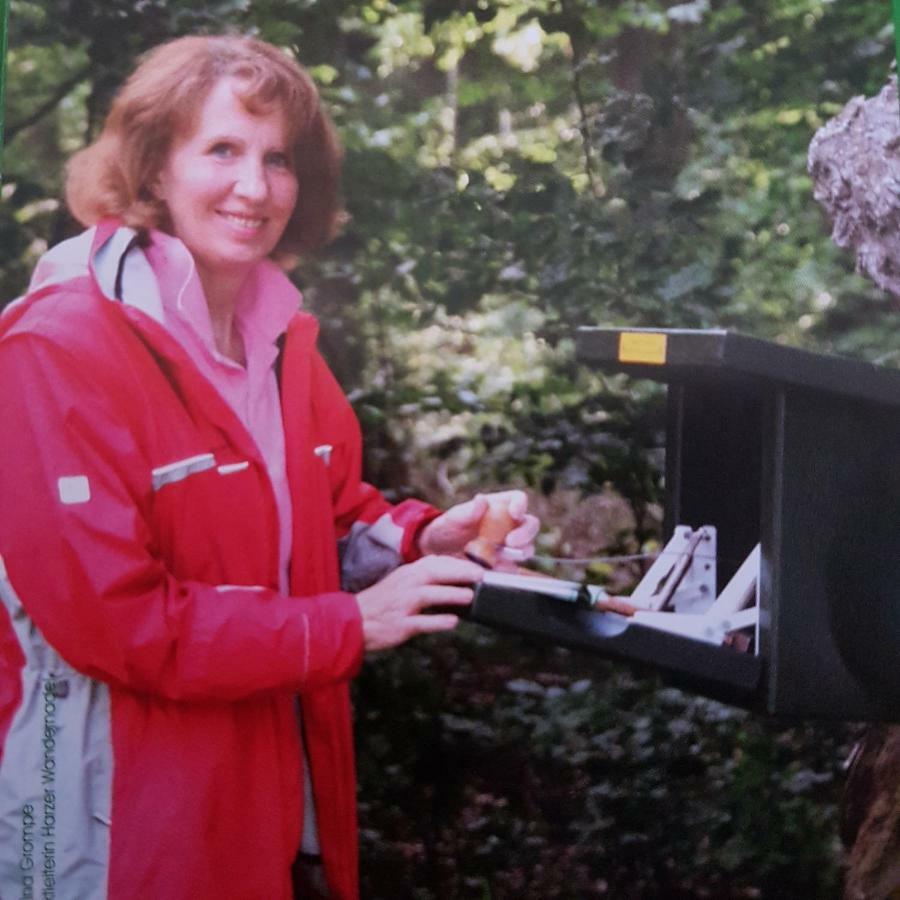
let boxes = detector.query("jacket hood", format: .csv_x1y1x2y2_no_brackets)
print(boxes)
25,224,304,353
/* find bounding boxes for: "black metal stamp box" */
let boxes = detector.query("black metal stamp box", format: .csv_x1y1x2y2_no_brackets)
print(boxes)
469,328,900,722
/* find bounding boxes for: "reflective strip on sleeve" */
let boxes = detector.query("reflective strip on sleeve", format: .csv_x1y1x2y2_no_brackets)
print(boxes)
151,453,215,491
338,513,406,593
301,614,310,677
366,513,405,552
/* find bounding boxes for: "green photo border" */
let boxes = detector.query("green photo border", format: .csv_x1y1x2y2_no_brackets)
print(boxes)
0,0,9,179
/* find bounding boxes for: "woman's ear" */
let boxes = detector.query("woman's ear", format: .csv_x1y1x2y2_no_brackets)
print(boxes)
148,164,169,202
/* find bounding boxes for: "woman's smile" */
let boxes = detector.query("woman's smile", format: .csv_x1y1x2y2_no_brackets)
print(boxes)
217,211,267,231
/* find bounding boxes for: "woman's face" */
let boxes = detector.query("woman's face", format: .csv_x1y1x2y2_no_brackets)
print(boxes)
156,77,299,289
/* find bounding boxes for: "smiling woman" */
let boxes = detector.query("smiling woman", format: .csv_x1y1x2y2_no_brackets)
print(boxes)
0,32,539,900
155,77,300,361
66,36,342,259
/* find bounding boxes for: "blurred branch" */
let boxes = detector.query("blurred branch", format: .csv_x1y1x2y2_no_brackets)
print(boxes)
560,0,603,197
6,65,90,143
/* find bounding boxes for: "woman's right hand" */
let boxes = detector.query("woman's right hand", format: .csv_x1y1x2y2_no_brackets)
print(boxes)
355,556,483,652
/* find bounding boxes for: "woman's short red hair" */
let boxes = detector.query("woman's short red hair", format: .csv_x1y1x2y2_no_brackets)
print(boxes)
66,34,342,256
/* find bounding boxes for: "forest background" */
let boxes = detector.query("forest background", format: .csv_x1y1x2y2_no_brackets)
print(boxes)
3,1,898,896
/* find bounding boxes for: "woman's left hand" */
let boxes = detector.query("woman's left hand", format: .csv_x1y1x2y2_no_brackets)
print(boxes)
417,490,540,564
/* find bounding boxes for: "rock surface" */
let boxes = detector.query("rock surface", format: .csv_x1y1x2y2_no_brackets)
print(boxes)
808,77,900,302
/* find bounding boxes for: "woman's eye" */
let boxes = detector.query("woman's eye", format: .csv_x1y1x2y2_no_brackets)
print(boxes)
209,143,235,158
266,151,292,170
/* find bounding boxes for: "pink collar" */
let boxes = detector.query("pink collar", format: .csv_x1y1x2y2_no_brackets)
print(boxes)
141,229,302,370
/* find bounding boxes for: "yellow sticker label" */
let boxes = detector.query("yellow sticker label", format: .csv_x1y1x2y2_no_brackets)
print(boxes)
618,332,667,365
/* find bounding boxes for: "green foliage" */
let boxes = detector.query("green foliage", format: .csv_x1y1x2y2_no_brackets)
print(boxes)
290,0,900,509
355,627,852,898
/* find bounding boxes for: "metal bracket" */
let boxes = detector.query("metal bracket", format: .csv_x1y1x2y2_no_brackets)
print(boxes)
625,536,759,648
629,525,717,613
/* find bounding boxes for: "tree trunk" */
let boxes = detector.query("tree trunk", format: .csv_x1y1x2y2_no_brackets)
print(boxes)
842,725,900,899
